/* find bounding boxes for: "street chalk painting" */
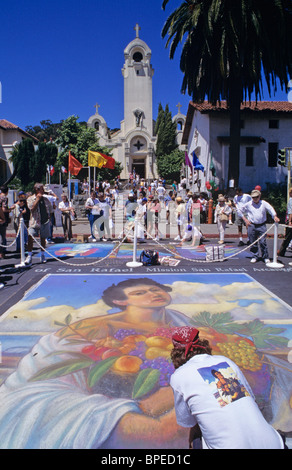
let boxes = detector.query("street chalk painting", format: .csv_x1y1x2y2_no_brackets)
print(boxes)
0,273,291,449
41,243,115,259
175,244,248,260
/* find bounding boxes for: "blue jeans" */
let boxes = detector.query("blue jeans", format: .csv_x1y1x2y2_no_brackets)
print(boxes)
247,223,269,260
87,213,102,239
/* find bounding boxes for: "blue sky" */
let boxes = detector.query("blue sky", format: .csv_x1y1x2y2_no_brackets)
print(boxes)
1,0,290,132
24,273,252,309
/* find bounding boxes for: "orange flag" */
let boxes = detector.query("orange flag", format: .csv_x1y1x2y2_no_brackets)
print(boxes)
68,151,83,176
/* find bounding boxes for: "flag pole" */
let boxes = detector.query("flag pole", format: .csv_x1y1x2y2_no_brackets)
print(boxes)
69,171,71,201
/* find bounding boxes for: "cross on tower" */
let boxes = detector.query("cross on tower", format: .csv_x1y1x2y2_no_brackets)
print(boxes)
134,23,141,38
176,102,182,113
94,103,100,114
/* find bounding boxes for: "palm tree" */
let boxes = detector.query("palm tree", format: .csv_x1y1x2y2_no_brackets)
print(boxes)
162,0,292,187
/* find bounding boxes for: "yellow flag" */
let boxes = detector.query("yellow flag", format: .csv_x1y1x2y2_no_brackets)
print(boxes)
88,151,107,168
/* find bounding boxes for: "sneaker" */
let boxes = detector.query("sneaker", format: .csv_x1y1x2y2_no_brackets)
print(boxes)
154,237,159,241
218,240,225,244
91,237,97,243
100,238,107,242
228,221,233,225
250,258,258,263
238,241,245,247
264,258,270,264
24,255,32,266
41,254,46,263
174,236,181,241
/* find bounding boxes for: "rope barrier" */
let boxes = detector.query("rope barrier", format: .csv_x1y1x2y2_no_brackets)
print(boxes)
0,223,21,249
140,221,276,263
11,215,288,268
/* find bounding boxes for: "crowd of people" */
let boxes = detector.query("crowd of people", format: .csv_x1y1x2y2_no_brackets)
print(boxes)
0,176,291,266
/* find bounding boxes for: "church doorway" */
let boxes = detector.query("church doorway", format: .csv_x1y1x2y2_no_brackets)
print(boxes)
132,159,145,179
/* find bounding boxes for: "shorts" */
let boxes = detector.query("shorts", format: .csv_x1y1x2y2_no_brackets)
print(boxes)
235,212,245,226
28,221,51,239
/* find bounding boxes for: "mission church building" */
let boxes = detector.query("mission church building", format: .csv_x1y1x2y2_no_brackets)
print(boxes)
182,101,292,193
87,24,186,181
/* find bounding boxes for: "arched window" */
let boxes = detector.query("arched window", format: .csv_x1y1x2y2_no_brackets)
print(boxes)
133,51,143,62
94,121,100,131
176,120,183,131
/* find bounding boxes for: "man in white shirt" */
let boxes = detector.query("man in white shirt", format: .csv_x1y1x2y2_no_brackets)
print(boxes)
170,326,285,449
233,188,252,246
156,183,166,204
237,189,279,263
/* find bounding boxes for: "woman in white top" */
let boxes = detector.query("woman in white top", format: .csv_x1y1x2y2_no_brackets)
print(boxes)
58,194,75,241
214,196,232,244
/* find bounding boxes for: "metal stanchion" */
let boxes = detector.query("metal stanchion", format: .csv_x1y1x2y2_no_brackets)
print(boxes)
15,217,27,268
266,223,284,268
126,217,143,268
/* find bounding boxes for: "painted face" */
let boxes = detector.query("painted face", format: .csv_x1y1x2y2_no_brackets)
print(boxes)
119,284,171,308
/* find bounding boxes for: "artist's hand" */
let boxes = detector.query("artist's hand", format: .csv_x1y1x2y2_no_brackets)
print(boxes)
274,216,280,224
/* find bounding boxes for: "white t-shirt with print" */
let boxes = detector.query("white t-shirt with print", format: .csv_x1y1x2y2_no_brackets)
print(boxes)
170,354,283,449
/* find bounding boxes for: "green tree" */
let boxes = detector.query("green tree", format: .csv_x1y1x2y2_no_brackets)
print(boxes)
33,142,58,182
156,148,185,182
9,139,58,190
25,120,61,142
155,104,178,158
55,116,123,181
162,0,292,187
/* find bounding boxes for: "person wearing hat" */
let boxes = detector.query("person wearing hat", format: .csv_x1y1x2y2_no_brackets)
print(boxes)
214,195,232,244
25,183,53,265
237,190,279,263
174,196,186,241
170,326,285,449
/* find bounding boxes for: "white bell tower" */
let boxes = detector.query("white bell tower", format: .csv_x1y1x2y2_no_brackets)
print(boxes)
122,24,154,135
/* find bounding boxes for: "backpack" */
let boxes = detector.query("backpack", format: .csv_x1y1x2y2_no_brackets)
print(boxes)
139,250,159,266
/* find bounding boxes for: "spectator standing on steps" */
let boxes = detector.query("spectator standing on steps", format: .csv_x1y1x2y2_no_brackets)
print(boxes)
237,189,279,264
25,183,53,265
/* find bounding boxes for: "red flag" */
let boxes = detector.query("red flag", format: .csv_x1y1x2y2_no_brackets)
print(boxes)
103,154,115,170
185,151,193,170
49,166,55,176
95,152,115,169
68,151,83,176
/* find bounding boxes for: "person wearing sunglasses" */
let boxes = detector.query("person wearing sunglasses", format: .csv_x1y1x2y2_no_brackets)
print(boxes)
237,189,279,264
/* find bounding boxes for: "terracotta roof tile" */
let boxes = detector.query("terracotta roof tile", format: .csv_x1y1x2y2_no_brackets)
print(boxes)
189,100,292,113
0,119,19,129
0,119,38,141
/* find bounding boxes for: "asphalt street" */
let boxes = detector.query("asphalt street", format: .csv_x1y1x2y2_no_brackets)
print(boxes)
0,220,291,315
